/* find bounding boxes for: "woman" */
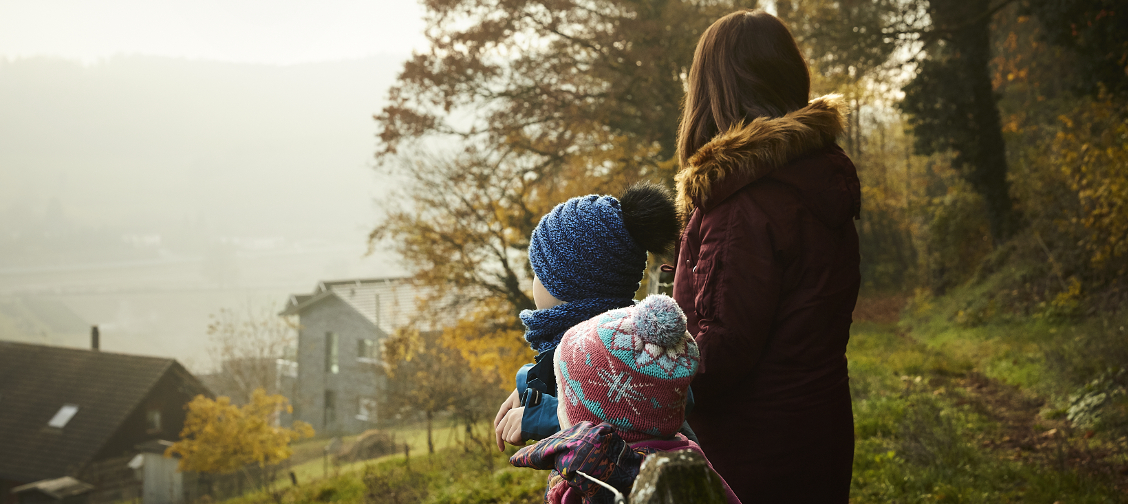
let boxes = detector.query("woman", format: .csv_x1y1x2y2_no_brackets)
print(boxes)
671,10,860,503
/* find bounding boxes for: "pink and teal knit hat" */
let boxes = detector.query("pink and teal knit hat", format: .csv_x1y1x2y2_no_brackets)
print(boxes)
556,294,700,442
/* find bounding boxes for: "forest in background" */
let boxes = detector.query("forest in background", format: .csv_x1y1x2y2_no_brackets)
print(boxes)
370,0,1127,392
358,0,1128,500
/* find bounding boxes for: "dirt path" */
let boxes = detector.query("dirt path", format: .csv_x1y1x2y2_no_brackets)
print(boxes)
854,293,1128,493
958,371,1128,493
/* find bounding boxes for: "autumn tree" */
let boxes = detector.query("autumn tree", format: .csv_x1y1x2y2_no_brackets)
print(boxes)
789,0,1028,246
372,0,741,382
204,303,296,404
901,0,1024,245
167,389,314,483
885,0,1126,249
380,328,501,453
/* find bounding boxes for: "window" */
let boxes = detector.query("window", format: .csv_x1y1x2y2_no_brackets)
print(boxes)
47,404,79,428
277,358,298,378
146,408,162,432
357,338,377,361
323,390,337,425
356,397,377,422
325,332,339,374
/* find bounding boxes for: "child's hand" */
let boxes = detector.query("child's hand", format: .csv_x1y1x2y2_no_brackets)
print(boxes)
495,406,525,449
493,388,522,451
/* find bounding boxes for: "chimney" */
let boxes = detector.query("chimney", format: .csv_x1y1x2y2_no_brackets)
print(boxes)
91,325,100,351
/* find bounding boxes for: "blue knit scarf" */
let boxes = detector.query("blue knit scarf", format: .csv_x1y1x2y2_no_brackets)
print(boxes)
520,297,634,353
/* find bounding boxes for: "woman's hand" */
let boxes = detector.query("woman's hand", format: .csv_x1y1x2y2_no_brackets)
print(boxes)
493,388,522,451
495,407,525,449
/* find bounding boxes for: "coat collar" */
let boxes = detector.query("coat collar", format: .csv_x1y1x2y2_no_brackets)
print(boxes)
674,94,848,218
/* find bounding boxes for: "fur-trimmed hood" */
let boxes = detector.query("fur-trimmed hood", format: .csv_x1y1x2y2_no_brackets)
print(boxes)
674,94,848,218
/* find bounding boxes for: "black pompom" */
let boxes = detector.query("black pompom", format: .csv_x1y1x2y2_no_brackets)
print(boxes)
620,182,679,255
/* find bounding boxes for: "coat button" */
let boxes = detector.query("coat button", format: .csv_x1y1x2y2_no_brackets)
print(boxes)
692,265,697,273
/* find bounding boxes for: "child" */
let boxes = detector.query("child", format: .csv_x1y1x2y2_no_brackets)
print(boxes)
510,295,739,504
494,183,681,448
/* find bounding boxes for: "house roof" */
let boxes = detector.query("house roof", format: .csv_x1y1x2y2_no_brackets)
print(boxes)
280,277,437,333
0,341,207,483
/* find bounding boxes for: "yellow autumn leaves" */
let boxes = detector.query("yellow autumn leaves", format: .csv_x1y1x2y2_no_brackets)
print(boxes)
1055,92,1128,274
166,389,314,474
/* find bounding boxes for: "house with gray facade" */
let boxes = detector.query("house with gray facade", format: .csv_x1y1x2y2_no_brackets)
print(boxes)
279,278,424,436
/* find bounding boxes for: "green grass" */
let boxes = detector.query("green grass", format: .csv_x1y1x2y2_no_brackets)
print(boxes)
847,316,1126,503
225,445,545,504
285,422,489,485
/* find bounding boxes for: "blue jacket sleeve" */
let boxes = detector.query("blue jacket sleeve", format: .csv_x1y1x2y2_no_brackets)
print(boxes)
521,394,560,441
515,360,560,441
516,363,534,394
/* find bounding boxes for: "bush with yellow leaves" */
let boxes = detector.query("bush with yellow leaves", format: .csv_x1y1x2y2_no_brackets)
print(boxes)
1054,91,1128,280
165,388,314,474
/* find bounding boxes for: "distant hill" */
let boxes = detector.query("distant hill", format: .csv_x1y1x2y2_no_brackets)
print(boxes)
0,296,89,346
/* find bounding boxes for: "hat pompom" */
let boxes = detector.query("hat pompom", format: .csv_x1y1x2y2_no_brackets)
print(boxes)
633,295,687,348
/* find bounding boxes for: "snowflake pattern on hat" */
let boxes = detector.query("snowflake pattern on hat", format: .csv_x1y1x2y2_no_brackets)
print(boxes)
596,310,699,380
556,295,700,442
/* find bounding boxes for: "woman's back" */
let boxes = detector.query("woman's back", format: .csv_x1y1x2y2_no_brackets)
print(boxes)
673,124,860,502
691,145,859,407
671,10,860,501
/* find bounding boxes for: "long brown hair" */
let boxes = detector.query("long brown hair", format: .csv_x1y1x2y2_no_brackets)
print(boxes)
676,10,811,167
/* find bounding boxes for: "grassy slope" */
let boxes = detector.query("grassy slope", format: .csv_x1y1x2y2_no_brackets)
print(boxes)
848,292,1127,503
229,421,548,504
230,447,545,504
286,423,476,484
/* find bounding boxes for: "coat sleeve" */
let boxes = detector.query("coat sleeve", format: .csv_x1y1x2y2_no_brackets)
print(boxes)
521,394,561,441
690,201,783,406
516,361,561,441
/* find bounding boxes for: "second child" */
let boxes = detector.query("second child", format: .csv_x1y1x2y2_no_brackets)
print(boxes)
493,183,681,448
510,294,739,504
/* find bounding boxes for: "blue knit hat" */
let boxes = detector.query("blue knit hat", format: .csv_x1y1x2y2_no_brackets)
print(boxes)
528,194,646,302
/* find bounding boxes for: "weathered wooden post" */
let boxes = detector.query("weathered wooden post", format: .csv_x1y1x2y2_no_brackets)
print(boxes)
629,449,727,504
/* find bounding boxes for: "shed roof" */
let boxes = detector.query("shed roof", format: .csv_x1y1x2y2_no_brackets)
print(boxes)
0,341,206,483
11,477,94,499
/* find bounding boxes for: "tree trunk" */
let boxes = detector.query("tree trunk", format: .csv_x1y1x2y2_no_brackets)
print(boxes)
426,410,435,454
463,421,472,453
932,0,1017,243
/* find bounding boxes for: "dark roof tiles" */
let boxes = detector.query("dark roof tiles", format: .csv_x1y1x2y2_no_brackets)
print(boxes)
0,341,182,482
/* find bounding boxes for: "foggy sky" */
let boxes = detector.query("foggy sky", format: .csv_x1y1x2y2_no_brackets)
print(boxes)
0,1,427,368
1,55,399,241
0,0,427,64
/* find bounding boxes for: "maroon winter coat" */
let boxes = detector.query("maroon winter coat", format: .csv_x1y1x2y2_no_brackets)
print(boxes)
672,95,860,503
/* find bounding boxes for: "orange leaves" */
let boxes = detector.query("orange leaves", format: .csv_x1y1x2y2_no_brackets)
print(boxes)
1053,92,1128,273
441,297,535,391
165,389,313,474
371,0,734,396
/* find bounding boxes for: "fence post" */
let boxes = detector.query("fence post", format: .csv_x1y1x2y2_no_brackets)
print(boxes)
628,449,727,504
